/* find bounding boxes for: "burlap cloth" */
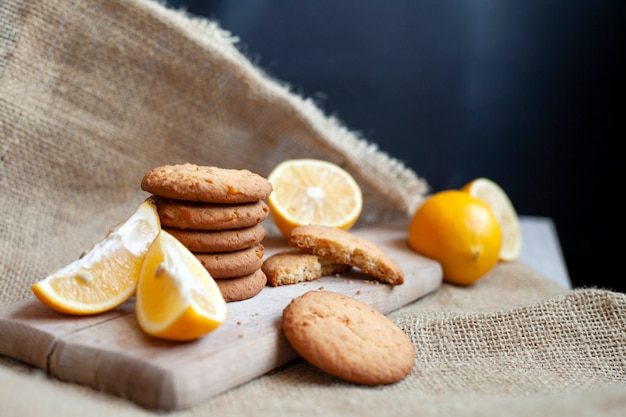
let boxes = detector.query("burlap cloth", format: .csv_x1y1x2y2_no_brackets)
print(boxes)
1,1,625,415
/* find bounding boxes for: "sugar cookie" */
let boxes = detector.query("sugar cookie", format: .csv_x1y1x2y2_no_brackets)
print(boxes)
262,249,350,286
154,197,270,230
164,223,265,253
282,290,414,385
141,163,272,203
289,225,404,285
215,269,267,302
195,244,264,279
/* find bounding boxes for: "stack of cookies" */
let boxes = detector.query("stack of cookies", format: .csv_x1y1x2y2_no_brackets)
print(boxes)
140,163,273,302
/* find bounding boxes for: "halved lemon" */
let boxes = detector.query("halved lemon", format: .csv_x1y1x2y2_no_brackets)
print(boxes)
462,177,522,261
136,230,227,341
267,159,363,238
31,199,161,315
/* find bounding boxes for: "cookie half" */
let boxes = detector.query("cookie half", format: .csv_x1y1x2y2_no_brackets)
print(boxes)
215,269,267,302
282,290,415,385
154,197,270,230
263,249,350,286
288,225,404,285
164,223,265,253
141,163,272,203
195,244,264,279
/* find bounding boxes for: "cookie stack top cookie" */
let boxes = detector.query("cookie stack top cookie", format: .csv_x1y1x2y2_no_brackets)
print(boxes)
141,163,272,204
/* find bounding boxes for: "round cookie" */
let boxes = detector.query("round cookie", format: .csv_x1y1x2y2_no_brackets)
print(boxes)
141,163,272,203
282,290,415,385
288,225,404,285
164,223,265,253
195,244,264,279
263,249,350,287
154,197,270,230
215,269,267,302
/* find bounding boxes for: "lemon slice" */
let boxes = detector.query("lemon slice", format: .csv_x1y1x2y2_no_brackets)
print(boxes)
136,230,227,341
31,199,161,315
462,177,522,261
267,159,363,238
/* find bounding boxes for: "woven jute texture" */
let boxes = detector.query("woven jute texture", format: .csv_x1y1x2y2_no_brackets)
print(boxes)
1,1,625,416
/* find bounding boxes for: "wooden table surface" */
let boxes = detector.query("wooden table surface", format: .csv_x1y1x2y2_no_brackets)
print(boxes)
518,215,570,289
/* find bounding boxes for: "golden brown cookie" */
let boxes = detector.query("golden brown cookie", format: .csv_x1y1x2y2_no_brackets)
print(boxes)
215,269,267,302
262,249,350,287
154,197,270,230
164,223,265,253
288,225,404,285
195,244,264,279
141,163,272,203
282,290,415,385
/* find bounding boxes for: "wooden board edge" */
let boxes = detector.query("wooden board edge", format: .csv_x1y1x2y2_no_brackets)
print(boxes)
0,299,134,371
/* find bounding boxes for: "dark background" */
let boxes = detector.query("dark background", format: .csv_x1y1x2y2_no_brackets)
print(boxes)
166,1,624,292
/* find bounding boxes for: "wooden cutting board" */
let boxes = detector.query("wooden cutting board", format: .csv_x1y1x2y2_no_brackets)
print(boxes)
0,223,442,411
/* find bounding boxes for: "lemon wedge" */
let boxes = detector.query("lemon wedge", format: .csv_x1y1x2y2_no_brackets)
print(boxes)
31,199,161,315
462,177,522,261
136,230,227,341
